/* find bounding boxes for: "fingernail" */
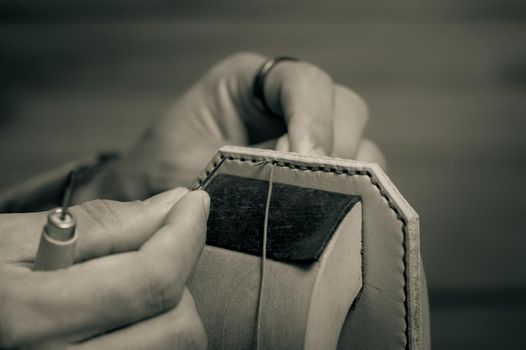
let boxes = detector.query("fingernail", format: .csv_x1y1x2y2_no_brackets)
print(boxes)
145,187,189,206
195,190,210,218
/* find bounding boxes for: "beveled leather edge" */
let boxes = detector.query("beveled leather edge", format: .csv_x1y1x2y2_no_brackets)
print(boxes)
193,145,425,350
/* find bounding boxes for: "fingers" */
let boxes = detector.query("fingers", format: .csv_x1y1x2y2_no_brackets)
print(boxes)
0,187,188,264
209,52,371,159
72,187,189,262
252,86,370,160
73,289,207,350
202,52,375,162
264,61,335,155
259,60,369,159
0,190,209,347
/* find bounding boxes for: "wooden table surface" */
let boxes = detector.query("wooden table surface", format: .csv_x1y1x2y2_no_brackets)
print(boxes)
1,0,526,348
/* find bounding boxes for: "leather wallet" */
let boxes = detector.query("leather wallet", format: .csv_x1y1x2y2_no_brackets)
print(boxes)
188,146,429,350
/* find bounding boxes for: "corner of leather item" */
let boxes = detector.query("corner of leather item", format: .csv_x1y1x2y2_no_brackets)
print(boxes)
194,146,424,350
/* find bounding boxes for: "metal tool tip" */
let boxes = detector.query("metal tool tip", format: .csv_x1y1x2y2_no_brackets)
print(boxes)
61,170,77,220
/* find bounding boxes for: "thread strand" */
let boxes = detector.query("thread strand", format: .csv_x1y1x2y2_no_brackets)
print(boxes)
255,163,275,350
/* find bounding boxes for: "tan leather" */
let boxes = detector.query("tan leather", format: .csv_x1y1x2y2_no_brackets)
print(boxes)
189,203,363,349
193,146,430,350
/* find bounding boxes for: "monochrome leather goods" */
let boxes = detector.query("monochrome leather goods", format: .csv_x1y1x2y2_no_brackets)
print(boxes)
188,146,430,350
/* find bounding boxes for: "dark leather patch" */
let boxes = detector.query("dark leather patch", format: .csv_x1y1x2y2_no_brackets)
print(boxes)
204,174,360,262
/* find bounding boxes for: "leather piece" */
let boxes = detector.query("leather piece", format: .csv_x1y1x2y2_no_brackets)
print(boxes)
194,146,427,349
212,159,406,348
188,201,363,350
203,174,360,261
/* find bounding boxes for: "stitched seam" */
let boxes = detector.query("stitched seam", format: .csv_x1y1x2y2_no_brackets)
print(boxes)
198,154,410,350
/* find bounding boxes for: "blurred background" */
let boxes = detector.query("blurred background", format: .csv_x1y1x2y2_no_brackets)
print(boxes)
1,0,525,348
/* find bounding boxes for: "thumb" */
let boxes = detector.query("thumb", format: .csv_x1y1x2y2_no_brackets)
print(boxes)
73,187,189,262
0,188,188,264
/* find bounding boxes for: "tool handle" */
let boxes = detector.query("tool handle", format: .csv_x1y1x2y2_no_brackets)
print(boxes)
33,228,77,271
33,208,77,271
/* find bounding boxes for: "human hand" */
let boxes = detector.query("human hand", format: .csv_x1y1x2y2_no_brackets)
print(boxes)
0,188,209,350
84,52,384,201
